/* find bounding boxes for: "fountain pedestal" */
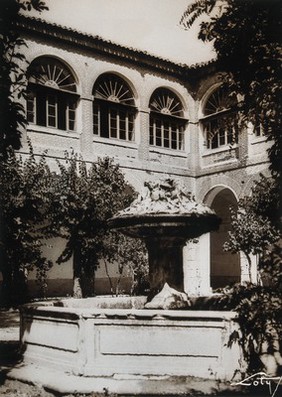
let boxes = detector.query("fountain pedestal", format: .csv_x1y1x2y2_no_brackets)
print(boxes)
109,211,221,296
146,237,185,294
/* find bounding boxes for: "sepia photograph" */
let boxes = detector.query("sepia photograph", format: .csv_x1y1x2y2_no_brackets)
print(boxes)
0,0,281,396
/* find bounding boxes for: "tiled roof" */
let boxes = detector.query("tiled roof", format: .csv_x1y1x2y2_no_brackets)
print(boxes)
17,15,216,77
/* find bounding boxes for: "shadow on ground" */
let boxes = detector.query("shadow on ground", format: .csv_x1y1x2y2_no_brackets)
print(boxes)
0,311,20,328
0,341,22,382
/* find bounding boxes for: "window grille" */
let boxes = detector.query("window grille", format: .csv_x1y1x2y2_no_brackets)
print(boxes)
93,74,136,141
149,88,186,150
202,87,238,149
27,57,78,131
27,91,36,124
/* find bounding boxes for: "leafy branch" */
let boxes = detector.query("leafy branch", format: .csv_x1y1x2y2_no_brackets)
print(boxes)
0,0,48,158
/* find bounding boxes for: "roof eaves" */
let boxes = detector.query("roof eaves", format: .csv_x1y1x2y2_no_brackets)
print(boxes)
17,15,216,76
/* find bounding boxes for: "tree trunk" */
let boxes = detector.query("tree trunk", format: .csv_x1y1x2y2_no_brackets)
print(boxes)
73,247,83,298
103,258,114,296
0,268,12,307
246,254,253,283
14,267,29,304
72,245,95,298
81,264,95,297
0,243,11,306
0,266,29,306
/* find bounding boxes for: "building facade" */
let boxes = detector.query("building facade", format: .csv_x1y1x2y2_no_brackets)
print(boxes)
17,16,271,297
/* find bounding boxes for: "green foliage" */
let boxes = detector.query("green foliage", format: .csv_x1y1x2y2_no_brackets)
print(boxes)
122,237,149,296
48,153,140,297
225,208,278,257
0,143,53,305
0,0,48,158
241,175,281,231
102,232,149,296
181,11,282,365
180,0,282,178
259,241,282,291
50,154,133,254
0,147,149,301
224,206,279,283
224,175,280,281
220,283,282,375
222,174,282,374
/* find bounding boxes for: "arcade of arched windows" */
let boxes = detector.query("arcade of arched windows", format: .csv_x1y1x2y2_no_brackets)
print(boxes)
27,56,189,152
199,84,266,153
26,55,265,156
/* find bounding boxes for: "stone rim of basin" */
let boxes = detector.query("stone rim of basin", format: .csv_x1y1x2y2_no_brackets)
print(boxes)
108,213,220,239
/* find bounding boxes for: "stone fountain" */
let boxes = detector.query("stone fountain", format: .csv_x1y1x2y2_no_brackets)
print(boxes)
11,179,243,395
108,178,220,298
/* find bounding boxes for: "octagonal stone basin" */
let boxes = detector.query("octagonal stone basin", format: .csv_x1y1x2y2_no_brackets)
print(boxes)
14,297,242,395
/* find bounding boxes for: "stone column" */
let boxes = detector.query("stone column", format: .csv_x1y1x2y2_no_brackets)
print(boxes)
238,125,249,166
197,233,211,295
183,233,211,296
138,108,150,162
183,241,198,295
79,96,93,161
187,100,201,173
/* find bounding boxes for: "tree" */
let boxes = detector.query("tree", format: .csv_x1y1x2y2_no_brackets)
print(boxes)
0,143,53,306
0,0,49,304
180,0,282,178
224,176,280,283
181,1,282,375
48,154,136,298
220,282,282,377
102,232,149,296
0,0,48,158
221,176,281,375
180,0,282,263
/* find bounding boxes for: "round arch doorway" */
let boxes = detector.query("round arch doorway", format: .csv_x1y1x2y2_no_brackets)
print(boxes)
209,188,240,290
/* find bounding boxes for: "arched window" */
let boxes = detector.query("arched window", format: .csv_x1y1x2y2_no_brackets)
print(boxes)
202,87,238,149
93,74,136,141
27,57,78,131
149,88,186,150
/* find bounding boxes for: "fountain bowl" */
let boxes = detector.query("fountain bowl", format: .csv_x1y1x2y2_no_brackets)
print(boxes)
108,212,220,239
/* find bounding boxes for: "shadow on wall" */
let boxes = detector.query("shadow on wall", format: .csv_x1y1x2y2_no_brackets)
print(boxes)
2,276,134,299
